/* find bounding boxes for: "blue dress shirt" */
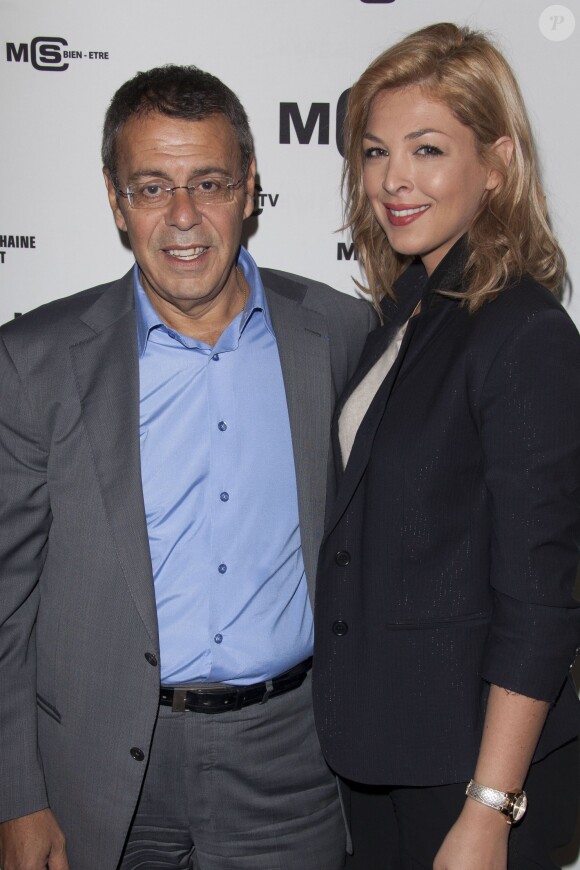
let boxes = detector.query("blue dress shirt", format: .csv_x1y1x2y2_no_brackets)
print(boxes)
135,248,313,685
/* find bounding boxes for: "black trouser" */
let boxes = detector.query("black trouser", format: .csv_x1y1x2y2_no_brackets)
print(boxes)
344,739,579,869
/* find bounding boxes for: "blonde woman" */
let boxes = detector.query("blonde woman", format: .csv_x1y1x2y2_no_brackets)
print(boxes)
313,23,580,869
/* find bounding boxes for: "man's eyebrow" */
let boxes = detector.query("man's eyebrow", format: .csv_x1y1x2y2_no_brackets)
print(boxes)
126,166,234,184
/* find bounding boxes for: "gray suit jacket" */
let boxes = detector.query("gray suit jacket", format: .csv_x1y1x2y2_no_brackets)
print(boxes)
0,266,374,868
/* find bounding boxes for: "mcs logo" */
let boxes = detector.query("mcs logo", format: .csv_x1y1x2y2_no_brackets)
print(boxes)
280,90,350,156
7,37,69,71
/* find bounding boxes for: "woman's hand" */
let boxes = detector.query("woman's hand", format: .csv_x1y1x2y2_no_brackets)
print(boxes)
432,684,549,868
433,799,510,870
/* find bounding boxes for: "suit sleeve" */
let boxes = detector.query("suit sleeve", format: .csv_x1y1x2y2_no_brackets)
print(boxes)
0,333,51,821
478,308,580,700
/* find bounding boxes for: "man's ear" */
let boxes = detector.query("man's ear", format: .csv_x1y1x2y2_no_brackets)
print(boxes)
243,157,257,220
103,168,129,233
485,136,514,191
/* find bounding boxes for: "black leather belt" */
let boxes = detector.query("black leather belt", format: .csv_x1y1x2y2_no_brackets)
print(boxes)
159,657,312,713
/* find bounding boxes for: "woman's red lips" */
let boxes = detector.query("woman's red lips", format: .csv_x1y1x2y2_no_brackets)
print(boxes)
385,204,430,226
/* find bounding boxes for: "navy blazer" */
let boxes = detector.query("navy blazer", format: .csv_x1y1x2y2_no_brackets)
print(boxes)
313,239,580,787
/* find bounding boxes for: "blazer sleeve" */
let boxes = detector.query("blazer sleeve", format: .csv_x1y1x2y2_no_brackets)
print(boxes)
0,333,51,821
478,307,580,700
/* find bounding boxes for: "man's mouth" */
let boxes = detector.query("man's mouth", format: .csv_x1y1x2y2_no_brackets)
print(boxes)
164,246,208,261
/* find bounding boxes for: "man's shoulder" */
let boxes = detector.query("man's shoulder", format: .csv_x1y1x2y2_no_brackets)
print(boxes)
259,266,373,322
0,271,133,345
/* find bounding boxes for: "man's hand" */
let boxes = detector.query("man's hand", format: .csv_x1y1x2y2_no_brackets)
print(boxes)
0,809,69,870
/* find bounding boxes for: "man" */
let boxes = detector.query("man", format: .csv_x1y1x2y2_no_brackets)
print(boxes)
0,66,374,869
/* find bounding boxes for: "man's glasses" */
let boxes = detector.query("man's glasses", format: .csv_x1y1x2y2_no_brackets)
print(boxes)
115,176,244,209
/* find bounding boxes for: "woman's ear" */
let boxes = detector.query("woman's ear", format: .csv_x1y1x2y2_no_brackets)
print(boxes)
485,136,514,191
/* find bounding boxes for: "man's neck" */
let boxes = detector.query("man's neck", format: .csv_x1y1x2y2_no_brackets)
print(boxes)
143,268,249,346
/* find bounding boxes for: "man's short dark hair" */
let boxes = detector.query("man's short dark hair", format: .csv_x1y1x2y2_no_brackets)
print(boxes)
102,64,254,182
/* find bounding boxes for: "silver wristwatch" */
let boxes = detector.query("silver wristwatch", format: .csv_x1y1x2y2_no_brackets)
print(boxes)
465,779,527,825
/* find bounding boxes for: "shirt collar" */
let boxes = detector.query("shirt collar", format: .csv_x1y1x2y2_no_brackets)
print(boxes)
134,263,160,357
134,246,272,357
237,245,273,335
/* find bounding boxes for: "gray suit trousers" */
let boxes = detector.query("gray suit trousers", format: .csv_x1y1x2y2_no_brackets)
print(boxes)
119,673,345,870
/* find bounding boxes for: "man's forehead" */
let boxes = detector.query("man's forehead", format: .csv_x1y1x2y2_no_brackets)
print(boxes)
117,111,240,163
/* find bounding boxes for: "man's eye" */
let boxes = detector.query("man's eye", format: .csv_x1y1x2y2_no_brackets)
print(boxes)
197,178,222,193
140,184,164,198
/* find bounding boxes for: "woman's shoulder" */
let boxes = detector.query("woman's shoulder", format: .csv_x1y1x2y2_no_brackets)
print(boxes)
459,275,580,400
491,273,566,312
466,273,576,342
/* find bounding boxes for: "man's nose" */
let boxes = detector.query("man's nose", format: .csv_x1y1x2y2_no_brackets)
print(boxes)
165,188,203,229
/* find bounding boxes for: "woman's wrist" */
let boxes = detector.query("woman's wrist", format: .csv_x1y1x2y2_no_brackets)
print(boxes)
460,795,512,834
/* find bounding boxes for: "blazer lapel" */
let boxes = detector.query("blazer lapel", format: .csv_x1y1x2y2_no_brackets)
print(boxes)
69,271,158,645
325,249,464,538
383,237,469,397
264,280,331,602
325,311,422,535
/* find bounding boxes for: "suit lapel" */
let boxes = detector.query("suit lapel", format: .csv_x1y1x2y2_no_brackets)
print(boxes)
325,312,421,535
325,253,463,538
69,271,158,645
264,280,331,602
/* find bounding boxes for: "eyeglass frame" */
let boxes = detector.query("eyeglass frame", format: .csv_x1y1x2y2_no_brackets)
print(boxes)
113,175,246,209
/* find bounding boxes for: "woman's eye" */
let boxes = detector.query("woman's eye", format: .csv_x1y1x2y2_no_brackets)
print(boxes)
416,144,443,157
364,147,388,159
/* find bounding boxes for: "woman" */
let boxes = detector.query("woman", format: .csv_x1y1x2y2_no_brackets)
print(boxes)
313,23,580,869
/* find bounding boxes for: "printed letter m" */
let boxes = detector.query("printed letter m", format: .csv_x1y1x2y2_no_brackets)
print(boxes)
6,43,29,62
280,103,330,144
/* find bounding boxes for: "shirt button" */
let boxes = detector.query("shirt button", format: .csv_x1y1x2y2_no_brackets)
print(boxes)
144,652,158,667
218,563,227,574
218,421,227,431
335,551,351,567
130,747,145,761
220,491,229,502
212,353,220,361
214,633,223,644
332,620,349,637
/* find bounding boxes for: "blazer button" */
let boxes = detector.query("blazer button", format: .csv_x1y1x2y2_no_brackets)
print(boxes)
335,551,351,567
144,652,158,666
130,747,145,761
332,620,349,636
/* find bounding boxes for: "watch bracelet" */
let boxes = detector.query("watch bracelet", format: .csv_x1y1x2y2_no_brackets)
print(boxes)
466,779,510,812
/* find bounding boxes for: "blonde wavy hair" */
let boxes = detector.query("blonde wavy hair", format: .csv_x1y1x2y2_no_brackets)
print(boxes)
344,22,565,311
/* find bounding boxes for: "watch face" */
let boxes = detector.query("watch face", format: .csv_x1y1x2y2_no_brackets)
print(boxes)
512,792,527,822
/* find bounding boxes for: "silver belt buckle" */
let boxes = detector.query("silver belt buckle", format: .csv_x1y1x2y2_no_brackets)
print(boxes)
261,678,274,704
171,689,188,712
